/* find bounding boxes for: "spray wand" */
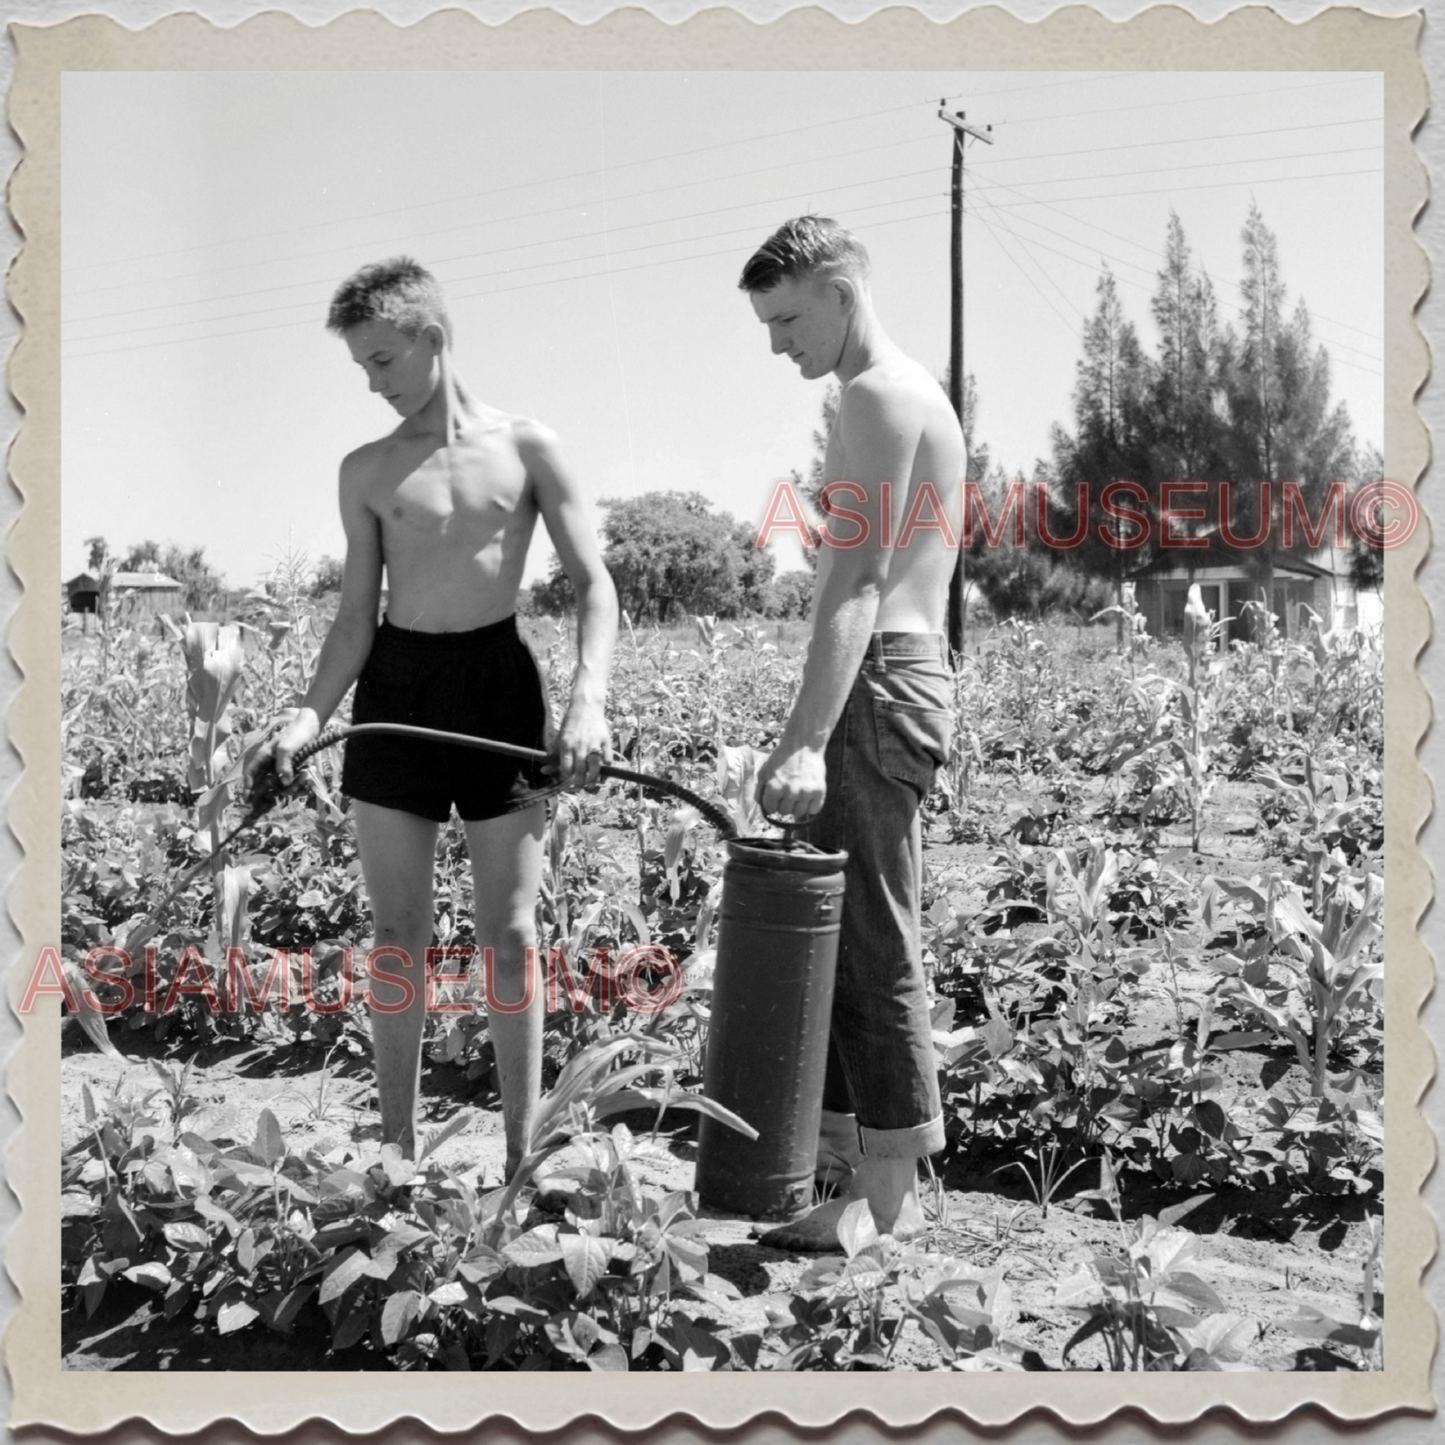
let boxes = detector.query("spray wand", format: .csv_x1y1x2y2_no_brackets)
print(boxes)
120,723,739,951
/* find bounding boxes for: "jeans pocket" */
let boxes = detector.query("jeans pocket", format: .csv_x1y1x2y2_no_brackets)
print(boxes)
870,696,953,793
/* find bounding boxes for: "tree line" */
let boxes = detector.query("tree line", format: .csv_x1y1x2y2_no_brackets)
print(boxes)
86,204,1376,631
967,203,1381,620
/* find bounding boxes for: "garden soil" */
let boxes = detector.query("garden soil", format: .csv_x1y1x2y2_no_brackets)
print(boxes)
58,784,1381,1373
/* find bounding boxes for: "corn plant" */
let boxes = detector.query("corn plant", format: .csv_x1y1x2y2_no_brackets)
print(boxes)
179,622,250,997
1206,869,1383,1100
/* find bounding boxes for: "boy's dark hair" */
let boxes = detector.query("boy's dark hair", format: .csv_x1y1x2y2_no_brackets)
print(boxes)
737,216,871,294
327,257,453,345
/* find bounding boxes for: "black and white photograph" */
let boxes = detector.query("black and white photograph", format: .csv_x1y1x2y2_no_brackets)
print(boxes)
4,2,1433,1434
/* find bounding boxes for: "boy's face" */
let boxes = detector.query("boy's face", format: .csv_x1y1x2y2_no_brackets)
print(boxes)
343,318,442,417
750,274,849,381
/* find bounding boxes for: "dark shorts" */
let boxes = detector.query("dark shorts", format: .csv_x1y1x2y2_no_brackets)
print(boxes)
341,614,561,824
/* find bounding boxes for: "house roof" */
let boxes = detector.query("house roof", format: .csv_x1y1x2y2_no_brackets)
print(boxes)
65,572,99,590
111,571,183,589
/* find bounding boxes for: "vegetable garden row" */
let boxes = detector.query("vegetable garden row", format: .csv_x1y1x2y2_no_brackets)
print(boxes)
58,575,1384,1371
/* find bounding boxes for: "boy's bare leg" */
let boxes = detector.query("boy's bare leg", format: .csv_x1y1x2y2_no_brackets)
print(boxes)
353,801,441,1160
464,804,547,1181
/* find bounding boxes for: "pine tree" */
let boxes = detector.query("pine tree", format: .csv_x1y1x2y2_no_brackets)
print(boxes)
1049,266,1153,638
1219,206,1354,605
1150,211,1223,478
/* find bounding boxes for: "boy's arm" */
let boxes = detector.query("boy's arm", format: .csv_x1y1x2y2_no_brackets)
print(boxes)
758,379,918,820
268,456,383,784
522,423,618,789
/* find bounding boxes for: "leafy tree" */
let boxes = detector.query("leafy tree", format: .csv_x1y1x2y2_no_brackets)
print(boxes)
766,570,813,620
116,540,225,613
83,535,110,573
1047,265,1154,636
959,370,991,484
793,383,840,513
1346,445,1384,593
1044,207,1366,641
1216,206,1355,594
1150,210,1224,478
310,555,344,597
530,492,773,623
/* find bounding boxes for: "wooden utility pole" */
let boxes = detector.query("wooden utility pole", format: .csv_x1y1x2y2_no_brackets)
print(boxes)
938,104,992,655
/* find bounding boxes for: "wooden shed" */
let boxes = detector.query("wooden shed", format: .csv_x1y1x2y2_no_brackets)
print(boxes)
65,572,100,615
109,571,185,617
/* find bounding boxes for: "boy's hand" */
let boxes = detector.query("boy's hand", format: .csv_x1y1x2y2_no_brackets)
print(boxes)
757,740,827,822
547,699,611,790
244,707,320,791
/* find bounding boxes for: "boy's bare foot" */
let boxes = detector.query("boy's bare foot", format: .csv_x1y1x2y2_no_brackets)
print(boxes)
757,1157,926,1253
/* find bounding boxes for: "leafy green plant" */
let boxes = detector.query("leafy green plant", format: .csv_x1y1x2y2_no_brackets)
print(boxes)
1207,869,1383,1099
1056,1174,1240,1370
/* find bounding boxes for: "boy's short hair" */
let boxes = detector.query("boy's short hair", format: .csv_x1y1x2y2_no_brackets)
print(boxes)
327,257,453,345
737,216,871,294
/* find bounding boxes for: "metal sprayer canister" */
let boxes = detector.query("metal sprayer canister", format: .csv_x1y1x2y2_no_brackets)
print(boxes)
695,837,848,1220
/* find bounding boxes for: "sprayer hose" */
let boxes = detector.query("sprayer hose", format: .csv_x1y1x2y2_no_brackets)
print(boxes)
291,722,738,839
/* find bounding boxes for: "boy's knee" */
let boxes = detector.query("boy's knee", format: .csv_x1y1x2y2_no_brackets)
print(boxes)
372,908,433,953
474,912,535,958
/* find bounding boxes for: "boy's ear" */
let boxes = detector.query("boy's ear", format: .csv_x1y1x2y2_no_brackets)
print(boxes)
423,322,447,353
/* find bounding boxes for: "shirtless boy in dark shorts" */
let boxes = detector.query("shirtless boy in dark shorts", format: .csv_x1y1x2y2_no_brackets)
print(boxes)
252,258,617,1178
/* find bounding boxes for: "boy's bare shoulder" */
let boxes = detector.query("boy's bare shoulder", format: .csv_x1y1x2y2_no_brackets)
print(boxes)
339,432,400,483
503,415,568,478
839,359,937,429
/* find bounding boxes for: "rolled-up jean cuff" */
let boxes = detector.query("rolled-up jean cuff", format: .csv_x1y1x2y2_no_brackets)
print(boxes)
859,1114,946,1160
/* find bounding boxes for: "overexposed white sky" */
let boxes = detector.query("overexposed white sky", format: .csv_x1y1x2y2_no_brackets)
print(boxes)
61,69,1383,588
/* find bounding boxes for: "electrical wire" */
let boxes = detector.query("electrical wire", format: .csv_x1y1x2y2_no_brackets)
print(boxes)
63,90,1382,301
65,141,1382,342
962,163,1384,345
966,173,1382,371
63,200,955,360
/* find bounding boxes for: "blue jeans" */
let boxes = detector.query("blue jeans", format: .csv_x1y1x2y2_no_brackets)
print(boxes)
798,632,953,1160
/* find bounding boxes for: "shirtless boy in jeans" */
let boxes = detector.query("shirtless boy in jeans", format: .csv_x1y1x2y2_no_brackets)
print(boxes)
253,258,617,1179
740,218,962,1248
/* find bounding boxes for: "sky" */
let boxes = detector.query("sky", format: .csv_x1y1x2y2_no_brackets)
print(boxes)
60,69,1383,590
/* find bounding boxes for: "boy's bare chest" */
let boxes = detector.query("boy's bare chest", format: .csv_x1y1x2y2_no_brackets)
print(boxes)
370,438,529,537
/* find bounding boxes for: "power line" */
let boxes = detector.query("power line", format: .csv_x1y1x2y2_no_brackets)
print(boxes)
967,113,1380,174
64,153,1385,359
63,150,1386,358
971,209,1083,344
966,162,1384,342
65,141,1382,339
65,128,955,302
64,182,953,344
968,185,1382,381
63,92,1382,299
971,164,1382,214
61,75,1141,282
993,71,1379,126
66,166,952,334
965,167,1383,359
60,94,945,279
63,199,954,361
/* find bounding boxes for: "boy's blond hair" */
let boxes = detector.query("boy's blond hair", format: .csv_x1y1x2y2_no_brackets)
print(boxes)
327,256,453,345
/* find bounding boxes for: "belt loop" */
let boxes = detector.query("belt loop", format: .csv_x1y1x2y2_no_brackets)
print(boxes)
871,633,886,671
